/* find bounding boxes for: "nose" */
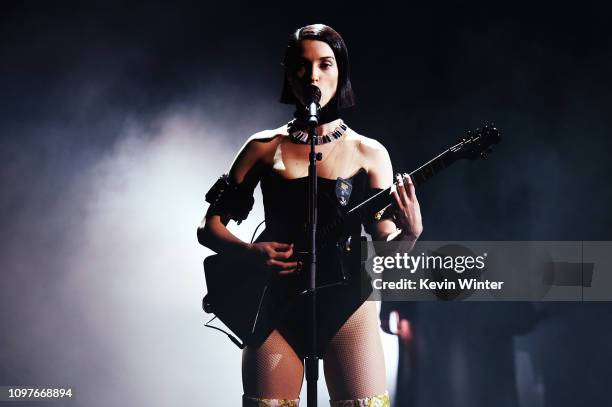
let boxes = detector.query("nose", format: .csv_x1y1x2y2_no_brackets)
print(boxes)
309,65,320,84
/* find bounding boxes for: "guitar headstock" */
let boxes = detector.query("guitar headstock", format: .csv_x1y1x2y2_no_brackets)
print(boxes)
451,124,501,160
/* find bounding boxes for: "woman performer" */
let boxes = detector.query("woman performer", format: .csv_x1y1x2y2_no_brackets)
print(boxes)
198,23,422,407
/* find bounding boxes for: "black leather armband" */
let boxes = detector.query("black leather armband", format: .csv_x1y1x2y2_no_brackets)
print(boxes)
204,174,254,224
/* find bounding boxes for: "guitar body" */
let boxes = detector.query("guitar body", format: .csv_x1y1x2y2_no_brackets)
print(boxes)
203,253,302,346
203,228,356,347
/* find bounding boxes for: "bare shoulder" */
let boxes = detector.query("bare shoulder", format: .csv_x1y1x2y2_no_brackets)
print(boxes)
245,125,288,147
347,129,391,168
228,125,288,183
347,128,393,188
238,125,288,157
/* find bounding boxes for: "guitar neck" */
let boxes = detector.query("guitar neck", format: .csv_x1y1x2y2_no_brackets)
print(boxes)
348,147,457,222
317,120,501,243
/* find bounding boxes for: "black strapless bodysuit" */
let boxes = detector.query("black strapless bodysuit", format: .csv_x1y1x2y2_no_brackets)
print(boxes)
257,166,374,358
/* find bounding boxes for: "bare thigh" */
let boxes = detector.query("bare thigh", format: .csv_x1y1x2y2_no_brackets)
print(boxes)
242,329,304,398
323,300,387,400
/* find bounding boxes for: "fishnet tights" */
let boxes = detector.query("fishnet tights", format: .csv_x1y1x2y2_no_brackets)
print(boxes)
242,300,387,401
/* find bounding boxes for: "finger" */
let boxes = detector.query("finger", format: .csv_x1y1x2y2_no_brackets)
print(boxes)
268,242,292,257
396,173,410,206
266,259,299,270
272,246,294,260
271,242,292,250
403,173,416,200
391,186,403,210
278,268,297,275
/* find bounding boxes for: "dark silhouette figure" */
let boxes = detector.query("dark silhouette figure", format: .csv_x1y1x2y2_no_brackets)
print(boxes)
522,303,612,407
382,301,538,407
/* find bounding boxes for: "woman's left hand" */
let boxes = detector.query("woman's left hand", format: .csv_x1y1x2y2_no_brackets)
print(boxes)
390,173,423,240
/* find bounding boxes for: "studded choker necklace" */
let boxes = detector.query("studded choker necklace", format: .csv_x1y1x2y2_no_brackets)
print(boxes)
288,119,348,145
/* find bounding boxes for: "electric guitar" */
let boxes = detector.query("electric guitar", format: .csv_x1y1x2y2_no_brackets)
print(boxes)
202,124,501,347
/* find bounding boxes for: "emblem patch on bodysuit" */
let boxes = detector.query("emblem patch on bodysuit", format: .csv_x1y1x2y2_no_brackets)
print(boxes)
335,177,353,207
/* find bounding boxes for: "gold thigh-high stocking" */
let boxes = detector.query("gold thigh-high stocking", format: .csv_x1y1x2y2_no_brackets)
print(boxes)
329,391,390,407
242,395,300,407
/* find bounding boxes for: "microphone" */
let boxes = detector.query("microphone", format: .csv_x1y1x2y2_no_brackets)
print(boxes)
303,84,321,126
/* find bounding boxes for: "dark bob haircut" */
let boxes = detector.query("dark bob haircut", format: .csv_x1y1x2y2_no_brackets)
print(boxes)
279,24,356,109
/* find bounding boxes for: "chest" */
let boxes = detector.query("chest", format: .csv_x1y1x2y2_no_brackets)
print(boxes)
268,136,362,180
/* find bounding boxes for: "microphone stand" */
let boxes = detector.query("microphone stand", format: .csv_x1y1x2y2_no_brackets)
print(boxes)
305,109,321,407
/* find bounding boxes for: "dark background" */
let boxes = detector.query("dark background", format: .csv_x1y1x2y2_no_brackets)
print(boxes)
1,2,610,406
2,2,611,240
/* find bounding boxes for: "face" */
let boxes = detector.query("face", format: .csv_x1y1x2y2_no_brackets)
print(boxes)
289,39,339,108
